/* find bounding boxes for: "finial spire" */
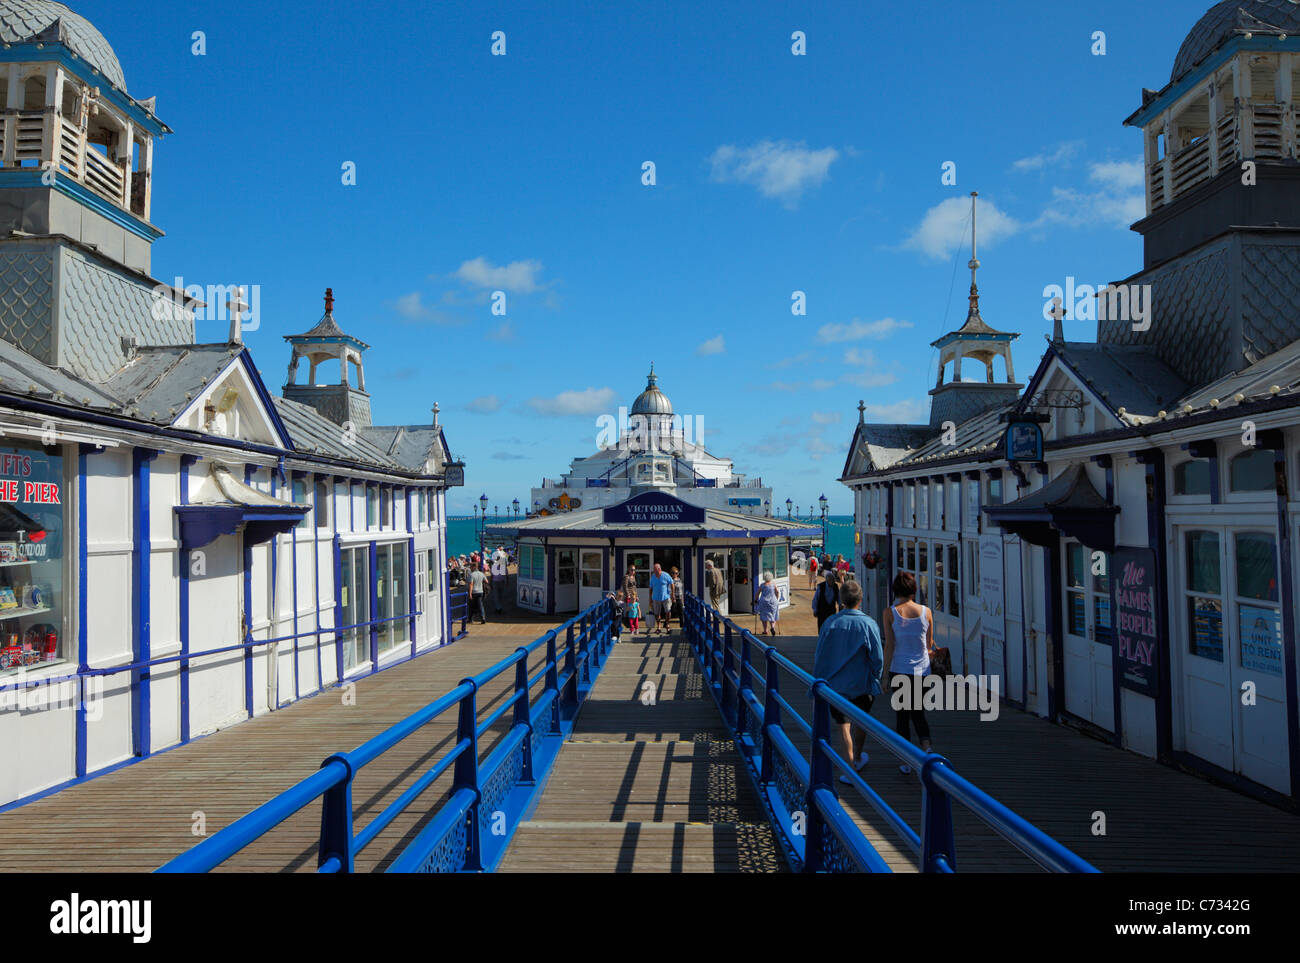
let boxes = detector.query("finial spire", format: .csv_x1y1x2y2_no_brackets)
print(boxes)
432,401,440,428
647,362,657,387
857,399,866,424
1049,297,1065,344
324,287,334,314
967,191,981,320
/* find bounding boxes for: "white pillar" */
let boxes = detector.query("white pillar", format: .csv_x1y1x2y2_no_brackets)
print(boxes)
3,63,22,167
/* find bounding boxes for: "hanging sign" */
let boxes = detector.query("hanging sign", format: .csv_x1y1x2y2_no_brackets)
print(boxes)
1004,420,1044,462
1113,546,1159,697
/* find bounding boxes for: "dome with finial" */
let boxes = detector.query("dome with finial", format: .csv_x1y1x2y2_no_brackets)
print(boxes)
630,363,673,416
0,0,126,90
1171,0,1300,83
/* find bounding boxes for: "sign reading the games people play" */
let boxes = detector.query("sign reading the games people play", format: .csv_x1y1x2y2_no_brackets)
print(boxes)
1113,547,1159,697
603,492,705,525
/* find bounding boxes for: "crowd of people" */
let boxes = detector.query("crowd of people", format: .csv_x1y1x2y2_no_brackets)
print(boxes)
448,546,513,624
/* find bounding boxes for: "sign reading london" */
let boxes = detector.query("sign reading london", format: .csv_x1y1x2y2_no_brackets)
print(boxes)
603,492,705,526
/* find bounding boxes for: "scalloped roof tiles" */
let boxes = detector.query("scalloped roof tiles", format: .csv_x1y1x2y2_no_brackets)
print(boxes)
0,0,126,90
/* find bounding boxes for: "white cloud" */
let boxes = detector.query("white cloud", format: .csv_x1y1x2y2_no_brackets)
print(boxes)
1089,160,1144,191
767,350,812,370
455,257,543,293
527,387,616,416
810,378,837,390
816,317,912,344
841,370,897,389
696,334,725,356
465,395,501,413
810,411,841,425
1011,140,1084,172
903,196,1022,260
709,139,840,207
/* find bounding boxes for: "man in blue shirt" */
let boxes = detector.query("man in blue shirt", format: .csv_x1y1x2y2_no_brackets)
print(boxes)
812,578,883,781
649,563,674,635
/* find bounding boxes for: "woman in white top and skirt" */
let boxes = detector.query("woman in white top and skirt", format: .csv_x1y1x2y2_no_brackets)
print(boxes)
881,571,935,774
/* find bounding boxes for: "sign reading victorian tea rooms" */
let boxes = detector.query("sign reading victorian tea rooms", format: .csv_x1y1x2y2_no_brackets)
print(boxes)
1113,547,1159,697
603,493,705,525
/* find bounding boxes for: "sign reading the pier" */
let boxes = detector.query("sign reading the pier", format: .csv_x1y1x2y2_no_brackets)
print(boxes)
1113,546,1159,697
604,492,704,526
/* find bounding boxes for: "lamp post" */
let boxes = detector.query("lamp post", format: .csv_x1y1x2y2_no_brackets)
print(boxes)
764,499,770,517
819,493,829,552
512,497,520,519
785,497,792,519
479,493,489,556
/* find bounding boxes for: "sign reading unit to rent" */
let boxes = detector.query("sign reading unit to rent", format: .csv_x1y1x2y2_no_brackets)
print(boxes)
604,493,705,526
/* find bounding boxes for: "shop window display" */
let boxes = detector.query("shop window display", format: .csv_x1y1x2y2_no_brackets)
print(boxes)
0,443,66,673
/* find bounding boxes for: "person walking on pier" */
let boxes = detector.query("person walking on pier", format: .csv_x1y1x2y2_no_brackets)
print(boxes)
881,572,935,774
650,563,673,635
814,569,840,631
669,566,684,631
705,559,725,609
812,578,883,782
754,571,781,635
626,593,641,635
623,563,639,601
467,564,489,624
807,553,818,589
491,551,507,614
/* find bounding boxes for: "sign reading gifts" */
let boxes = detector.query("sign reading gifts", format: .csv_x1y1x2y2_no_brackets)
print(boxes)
604,492,705,525
0,452,61,504
1113,546,1159,697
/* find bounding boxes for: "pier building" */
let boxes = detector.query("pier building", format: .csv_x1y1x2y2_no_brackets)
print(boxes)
0,1,461,808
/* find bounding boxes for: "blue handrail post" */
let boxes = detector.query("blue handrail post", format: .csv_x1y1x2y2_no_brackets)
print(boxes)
318,753,355,872
513,648,534,784
721,622,735,726
545,631,561,735
737,627,752,740
580,616,592,685
920,754,957,873
454,679,483,871
759,644,781,785
562,623,578,714
805,683,834,873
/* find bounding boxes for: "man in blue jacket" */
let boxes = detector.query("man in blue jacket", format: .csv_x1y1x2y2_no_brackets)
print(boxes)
812,578,883,781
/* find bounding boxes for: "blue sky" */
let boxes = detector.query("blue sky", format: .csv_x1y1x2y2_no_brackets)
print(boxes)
83,0,1214,513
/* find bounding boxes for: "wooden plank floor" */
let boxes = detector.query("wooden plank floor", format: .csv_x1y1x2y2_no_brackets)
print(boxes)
0,606,574,873
758,582,1300,872
498,632,785,872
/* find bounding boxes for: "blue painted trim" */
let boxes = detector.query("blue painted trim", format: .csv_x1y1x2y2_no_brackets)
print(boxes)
0,170,162,241
1273,449,1300,799
131,448,160,757
1124,36,1300,129
234,348,297,452
75,444,91,778
178,454,200,745
0,46,171,134
368,541,379,669
270,471,282,710
311,475,324,693
491,526,819,540
545,543,556,616
243,466,255,718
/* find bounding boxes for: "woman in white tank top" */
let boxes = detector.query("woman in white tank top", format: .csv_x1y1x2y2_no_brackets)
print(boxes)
881,571,935,773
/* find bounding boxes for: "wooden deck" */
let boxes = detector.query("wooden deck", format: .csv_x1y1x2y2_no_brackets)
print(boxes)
498,633,784,872
2,580,1298,872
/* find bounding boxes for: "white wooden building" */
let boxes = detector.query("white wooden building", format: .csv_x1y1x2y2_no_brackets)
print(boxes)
0,2,460,809
843,2,1300,806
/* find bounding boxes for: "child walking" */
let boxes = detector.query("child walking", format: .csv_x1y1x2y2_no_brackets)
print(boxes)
626,593,641,635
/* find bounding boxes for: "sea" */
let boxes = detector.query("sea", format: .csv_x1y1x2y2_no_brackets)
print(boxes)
446,514,857,559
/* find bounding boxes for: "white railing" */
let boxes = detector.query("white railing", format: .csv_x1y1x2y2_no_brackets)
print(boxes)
13,113,43,161
1172,137,1211,195
1253,104,1284,160
82,145,124,206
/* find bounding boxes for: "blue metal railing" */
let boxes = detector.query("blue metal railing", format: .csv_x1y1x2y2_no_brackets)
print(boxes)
158,596,616,873
683,594,1097,874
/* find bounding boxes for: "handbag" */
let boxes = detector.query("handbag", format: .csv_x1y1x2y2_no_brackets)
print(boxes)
929,646,952,678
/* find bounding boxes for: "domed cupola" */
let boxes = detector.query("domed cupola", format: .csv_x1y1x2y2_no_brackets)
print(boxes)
630,363,673,417
1110,0,1300,387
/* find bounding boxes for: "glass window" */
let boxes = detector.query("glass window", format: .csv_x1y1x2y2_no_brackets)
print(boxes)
366,486,378,528
1185,531,1222,662
1173,459,1211,496
340,546,370,671
761,546,774,576
380,487,392,528
0,442,68,673
933,481,945,529
1235,533,1278,602
988,476,1003,505
947,544,960,617
1229,450,1273,493
315,479,331,530
391,545,408,646
775,548,787,578
580,551,602,588
557,549,576,585
1066,543,1086,636
375,545,390,651
906,540,915,573
1093,553,1112,646
292,477,309,529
